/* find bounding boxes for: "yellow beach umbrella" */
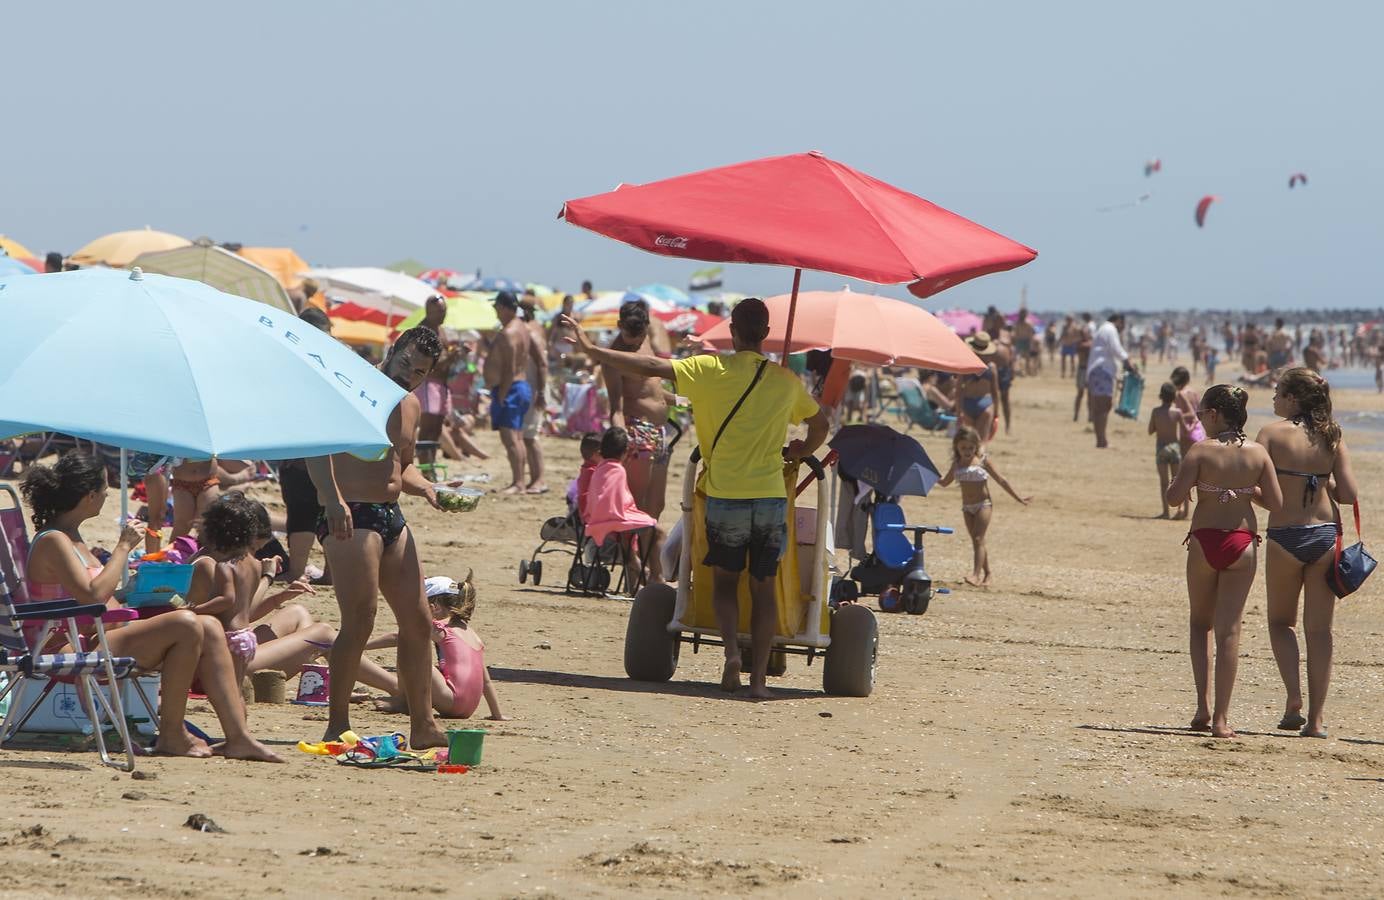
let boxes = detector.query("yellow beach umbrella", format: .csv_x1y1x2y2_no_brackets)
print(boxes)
69,227,191,267
236,246,310,291
0,235,37,260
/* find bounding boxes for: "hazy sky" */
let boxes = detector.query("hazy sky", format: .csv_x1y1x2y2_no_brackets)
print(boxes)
4,1,1380,311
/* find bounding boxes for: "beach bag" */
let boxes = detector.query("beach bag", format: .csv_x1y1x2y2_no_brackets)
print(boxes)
1328,503,1376,599
1115,371,1144,419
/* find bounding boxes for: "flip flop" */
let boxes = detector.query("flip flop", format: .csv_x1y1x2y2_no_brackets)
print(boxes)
1278,713,1307,731
524,485,550,495
1300,725,1328,739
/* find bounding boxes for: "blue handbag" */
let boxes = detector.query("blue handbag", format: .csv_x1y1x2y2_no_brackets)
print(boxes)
1328,504,1376,599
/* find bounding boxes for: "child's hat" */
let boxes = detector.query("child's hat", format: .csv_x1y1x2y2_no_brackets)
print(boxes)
424,576,460,598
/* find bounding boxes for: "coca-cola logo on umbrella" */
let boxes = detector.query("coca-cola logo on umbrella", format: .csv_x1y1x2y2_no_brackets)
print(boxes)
654,234,689,250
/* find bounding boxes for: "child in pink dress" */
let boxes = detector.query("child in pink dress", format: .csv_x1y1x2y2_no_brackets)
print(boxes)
582,428,662,583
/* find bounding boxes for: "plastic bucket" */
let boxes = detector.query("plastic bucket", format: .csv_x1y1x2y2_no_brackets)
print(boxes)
446,728,486,766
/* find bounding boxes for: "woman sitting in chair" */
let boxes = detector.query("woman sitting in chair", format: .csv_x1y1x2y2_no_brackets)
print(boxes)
21,452,281,761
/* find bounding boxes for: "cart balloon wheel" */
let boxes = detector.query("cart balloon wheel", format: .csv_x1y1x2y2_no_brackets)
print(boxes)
518,560,530,584
530,560,543,586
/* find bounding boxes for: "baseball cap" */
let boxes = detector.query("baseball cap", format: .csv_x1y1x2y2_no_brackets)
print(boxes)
493,290,518,310
424,575,460,598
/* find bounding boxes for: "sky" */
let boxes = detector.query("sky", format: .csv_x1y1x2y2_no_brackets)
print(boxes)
3,1,1380,312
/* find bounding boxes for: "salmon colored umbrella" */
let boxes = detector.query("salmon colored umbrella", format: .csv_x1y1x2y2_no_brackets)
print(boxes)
70,227,191,267
560,150,1036,359
698,290,985,374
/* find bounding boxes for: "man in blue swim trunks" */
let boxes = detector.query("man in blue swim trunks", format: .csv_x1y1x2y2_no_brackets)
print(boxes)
484,291,543,495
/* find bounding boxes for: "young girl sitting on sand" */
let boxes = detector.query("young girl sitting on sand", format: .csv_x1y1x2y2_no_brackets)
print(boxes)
936,425,1031,586
1166,384,1281,738
369,572,506,720
191,491,284,687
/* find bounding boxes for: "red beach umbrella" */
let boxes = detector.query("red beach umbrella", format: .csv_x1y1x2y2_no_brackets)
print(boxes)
560,151,1036,360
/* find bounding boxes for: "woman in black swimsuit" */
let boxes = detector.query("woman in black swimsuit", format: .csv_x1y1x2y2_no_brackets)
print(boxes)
1254,368,1360,738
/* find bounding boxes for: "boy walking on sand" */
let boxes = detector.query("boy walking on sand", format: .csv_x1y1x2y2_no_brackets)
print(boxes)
1148,382,1188,519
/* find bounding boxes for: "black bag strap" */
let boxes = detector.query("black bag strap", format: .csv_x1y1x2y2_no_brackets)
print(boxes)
710,359,769,453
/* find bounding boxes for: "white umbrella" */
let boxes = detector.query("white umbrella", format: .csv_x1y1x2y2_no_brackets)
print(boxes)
133,240,294,313
305,267,437,319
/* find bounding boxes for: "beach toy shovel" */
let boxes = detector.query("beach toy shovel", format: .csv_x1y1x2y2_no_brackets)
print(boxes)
447,728,486,766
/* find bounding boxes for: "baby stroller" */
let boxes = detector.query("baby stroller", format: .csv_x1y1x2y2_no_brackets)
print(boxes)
517,418,682,598
516,487,639,597
828,424,953,614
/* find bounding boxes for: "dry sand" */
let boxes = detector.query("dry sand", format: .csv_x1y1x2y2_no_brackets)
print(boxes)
3,363,1383,898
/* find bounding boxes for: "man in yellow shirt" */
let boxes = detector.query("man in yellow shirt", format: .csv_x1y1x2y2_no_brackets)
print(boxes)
562,299,829,699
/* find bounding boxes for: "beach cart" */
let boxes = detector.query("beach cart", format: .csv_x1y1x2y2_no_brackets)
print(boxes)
623,450,878,697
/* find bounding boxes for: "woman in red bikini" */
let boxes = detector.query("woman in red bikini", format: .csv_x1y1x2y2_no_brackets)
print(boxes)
1166,384,1282,738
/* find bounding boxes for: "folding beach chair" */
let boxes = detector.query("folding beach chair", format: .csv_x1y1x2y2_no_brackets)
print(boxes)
896,385,956,433
0,486,142,771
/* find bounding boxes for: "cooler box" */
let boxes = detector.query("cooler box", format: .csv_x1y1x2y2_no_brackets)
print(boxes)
125,562,195,608
9,674,160,737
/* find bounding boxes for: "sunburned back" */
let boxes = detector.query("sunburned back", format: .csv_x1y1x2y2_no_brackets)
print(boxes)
1151,406,1180,444
1259,419,1336,526
1188,438,1268,531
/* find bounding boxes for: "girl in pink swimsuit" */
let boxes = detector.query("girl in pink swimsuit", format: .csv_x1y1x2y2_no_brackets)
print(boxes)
369,571,506,720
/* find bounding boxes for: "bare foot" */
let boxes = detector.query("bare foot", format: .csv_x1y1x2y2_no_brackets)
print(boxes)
215,737,285,762
152,733,213,758
374,696,407,714
963,574,983,587
1189,717,1211,732
1156,511,1170,520
410,721,450,750
1210,722,1236,739
499,484,522,496
747,684,773,701
1173,510,1189,521
720,659,742,693
323,722,353,742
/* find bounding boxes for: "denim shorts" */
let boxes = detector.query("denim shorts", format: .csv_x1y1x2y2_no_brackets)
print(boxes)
703,497,788,580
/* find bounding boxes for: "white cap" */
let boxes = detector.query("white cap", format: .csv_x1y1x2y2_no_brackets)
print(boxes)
424,576,459,598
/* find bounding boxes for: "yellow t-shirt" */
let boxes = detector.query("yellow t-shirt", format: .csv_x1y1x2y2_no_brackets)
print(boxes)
671,351,821,499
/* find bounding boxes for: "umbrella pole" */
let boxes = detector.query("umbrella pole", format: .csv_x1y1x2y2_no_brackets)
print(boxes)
119,448,130,588
779,268,802,366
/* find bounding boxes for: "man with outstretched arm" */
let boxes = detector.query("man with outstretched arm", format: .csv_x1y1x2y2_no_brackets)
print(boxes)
307,326,449,748
562,298,829,699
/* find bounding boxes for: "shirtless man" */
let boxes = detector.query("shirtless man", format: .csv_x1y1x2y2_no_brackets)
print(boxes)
414,295,452,477
1012,310,1036,377
1266,317,1294,372
519,293,550,494
547,294,579,366
306,326,448,749
484,291,545,495
603,301,671,580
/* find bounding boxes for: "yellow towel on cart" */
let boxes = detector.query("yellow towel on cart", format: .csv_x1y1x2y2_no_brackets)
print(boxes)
686,464,813,638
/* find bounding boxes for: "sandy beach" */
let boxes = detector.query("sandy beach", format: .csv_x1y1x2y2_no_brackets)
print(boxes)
3,364,1383,898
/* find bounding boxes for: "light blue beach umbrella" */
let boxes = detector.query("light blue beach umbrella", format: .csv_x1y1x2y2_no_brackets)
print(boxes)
631,283,695,307
0,255,35,278
0,267,405,460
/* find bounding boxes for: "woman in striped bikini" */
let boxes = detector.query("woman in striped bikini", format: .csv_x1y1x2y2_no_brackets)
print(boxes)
1166,385,1282,738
